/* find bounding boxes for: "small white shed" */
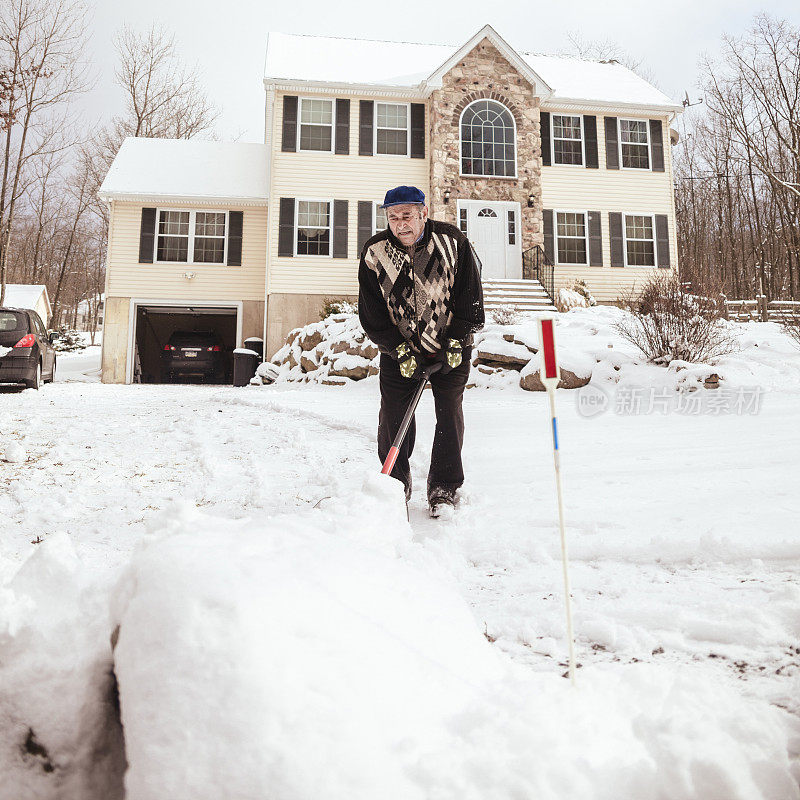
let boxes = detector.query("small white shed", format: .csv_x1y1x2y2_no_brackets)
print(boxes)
1,284,52,326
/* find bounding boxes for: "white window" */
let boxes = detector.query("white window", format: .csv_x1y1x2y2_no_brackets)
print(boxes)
193,212,227,263
619,119,650,169
299,98,334,152
157,210,189,262
555,211,588,265
459,208,468,236
624,214,656,266
156,209,228,264
373,202,387,235
375,103,409,156
507,209,516,245
552,114,583,166
296,200,331,256
460,99,516,177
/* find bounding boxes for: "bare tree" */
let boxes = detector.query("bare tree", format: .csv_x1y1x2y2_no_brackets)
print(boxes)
93,24,219,174
674,13,800,302
0,0,90,305
699,13,800,300
49,153,92,323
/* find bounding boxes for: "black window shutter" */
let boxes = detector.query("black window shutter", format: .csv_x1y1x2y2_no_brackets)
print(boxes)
609,212,624,267
335,99,350,155
542,209,554,263
540,111,551,167
333,200,348,258
281,96,298,153
588,211,602,266
584,116,598,169
605,117,619,170
278,198,295,257
357,201,373,255
359,101,374,156
139,208,156,263
410,104,425,158
655,214,670,267
650,119,665,172
227,211,243,266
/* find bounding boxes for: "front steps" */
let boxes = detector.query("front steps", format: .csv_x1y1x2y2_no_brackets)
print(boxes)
482,278,557,312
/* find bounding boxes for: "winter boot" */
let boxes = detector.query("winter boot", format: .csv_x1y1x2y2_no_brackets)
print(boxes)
428,486,455,518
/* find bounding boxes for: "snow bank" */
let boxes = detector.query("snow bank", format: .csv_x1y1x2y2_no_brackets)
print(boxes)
0,534,125,799
110,477,799,800
111,476,503,799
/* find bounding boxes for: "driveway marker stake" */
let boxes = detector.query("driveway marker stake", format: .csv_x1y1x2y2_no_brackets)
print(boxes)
538,316,576,685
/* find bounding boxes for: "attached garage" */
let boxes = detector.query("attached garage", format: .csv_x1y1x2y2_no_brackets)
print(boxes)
130,302,241,384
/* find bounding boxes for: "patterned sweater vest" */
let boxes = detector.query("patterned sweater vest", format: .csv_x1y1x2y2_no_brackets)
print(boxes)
363,229,459,354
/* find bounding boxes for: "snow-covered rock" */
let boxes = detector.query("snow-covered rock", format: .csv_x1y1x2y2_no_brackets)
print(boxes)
3,441,26,463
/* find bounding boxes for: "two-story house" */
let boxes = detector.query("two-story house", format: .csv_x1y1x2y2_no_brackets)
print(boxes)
98,25,682,384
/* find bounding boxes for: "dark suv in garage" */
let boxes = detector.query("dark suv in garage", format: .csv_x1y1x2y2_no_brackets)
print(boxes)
162,330,225,382
0,307,57,389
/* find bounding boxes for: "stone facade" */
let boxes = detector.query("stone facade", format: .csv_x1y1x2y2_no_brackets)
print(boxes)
429,38,543,253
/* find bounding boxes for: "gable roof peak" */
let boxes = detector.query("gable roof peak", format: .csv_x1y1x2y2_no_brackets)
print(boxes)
426,24,553,96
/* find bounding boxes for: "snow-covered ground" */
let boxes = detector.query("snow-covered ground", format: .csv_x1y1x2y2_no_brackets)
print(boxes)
1,312,799,799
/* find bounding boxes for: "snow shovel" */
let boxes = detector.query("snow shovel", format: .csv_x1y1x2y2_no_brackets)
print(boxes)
381,360,443,493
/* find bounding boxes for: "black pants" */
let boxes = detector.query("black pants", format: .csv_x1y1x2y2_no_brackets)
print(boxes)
377,349,471,499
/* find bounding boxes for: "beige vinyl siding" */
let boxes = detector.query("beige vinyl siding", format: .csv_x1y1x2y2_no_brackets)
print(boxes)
541,110,677,303
106,201,267,301
269,92,429,295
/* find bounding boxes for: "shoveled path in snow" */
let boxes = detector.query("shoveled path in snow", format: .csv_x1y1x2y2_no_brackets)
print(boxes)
1,375,799,720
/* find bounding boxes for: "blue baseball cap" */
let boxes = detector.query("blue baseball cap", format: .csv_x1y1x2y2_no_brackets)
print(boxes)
381,185,425,208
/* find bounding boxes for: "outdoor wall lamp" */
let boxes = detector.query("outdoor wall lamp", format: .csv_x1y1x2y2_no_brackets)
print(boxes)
527,193,535,208
183,272,196,279
443,188,451,204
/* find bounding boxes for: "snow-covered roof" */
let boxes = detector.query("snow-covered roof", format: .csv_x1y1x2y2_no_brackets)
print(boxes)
98,138,269,204
2,284,50,313
521,53,677,109
264,28,680,111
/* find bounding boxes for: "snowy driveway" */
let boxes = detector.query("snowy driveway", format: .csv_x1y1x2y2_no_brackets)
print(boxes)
1,365,798,721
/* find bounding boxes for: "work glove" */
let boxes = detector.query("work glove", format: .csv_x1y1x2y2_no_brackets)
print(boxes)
438,338,463,374
395,341,419,379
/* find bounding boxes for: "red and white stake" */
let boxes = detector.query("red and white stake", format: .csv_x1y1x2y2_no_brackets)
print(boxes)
538,317,576,685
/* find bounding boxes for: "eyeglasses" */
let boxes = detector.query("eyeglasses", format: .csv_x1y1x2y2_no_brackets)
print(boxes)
387,213,422,224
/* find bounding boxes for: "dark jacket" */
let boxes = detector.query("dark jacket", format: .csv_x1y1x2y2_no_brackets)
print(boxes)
358,218,484,355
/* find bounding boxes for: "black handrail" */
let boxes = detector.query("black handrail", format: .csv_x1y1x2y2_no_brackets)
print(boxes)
522,245,555,302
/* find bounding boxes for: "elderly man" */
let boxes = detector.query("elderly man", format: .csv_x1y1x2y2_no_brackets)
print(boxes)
358,185,484,517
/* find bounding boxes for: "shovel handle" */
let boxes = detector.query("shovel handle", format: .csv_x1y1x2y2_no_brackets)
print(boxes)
381,360,443,475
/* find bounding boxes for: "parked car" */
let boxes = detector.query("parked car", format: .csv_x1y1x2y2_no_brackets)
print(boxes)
0,307,57,389
162,330,225,382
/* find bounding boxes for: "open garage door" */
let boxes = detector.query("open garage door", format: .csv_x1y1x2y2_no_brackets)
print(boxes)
133,304,238,384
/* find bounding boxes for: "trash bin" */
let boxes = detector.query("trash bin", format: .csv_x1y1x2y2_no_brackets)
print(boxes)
244,337,264,360
232,348,259,387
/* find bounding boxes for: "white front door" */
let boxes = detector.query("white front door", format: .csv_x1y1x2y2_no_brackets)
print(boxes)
458,200,522,279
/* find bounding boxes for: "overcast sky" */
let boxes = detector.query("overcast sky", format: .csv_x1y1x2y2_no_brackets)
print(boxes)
78,0,800,143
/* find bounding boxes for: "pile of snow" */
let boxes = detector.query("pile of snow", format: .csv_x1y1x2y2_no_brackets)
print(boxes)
469,306,800,394
0,534,125,799
103,476,799,799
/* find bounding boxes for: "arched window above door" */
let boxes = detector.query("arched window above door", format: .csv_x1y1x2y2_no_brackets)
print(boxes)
460,100,516,178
